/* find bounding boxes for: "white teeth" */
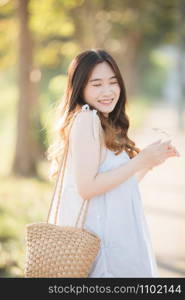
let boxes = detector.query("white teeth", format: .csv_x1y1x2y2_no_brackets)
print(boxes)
99,99,113,103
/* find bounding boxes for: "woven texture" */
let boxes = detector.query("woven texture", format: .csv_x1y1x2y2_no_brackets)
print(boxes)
24,105,101,278
25,223,100,278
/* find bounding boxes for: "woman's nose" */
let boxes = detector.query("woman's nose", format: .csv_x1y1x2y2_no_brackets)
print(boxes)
101,85,113,95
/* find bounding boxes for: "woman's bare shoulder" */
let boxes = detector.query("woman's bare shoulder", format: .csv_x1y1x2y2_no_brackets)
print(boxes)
73,109,101,124
69,109,101,141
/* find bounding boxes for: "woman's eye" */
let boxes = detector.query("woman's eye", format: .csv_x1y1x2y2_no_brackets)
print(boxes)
92,81,118,87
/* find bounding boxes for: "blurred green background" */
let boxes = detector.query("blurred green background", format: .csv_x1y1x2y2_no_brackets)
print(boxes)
0,0,185,278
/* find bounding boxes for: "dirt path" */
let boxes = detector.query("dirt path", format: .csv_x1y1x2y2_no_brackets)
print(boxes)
130,102,185,277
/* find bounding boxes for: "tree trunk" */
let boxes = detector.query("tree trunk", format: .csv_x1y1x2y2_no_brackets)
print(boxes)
69,0,104,50
12,0,42,177
116,31,142,99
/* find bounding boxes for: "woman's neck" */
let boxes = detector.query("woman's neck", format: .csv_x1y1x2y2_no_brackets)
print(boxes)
103,113,109,118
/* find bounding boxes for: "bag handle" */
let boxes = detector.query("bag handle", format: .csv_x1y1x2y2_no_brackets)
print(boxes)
46,106,99,228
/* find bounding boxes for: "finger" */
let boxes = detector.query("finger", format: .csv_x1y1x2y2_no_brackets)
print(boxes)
173,148,180,156
167,146,179,153
166,150,179,157
166,145,175,150
162,140,172,150
173,149,180,156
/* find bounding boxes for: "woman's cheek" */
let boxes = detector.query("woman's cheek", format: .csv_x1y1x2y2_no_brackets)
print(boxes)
91,87,99,98
115,85,121,93
115,87,121,98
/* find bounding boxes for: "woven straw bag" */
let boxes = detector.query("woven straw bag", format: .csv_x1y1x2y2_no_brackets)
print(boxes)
24,109,101,278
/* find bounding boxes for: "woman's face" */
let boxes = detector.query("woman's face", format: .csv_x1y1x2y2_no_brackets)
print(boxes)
83,62,121,117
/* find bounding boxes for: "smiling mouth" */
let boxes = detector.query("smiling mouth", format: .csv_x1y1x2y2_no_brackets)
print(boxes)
98,98,114,104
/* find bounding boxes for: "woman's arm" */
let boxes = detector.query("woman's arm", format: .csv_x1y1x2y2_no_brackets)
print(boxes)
135,167,152,183
70,111,147,200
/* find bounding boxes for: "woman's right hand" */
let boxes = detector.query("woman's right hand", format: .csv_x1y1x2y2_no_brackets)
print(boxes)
138,139,180,170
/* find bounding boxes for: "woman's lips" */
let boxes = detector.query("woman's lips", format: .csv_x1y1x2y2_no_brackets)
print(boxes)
98,99,113,105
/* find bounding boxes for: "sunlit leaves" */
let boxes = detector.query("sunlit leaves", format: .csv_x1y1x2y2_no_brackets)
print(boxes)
29,0,74,38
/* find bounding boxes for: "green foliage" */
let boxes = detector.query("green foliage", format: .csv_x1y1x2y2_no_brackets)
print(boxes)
49,74,67,97
0,0,17,69
140,49,170,98
0,174,53,277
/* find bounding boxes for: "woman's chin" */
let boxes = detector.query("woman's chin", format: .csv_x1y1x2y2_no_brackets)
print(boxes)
97,101,116,113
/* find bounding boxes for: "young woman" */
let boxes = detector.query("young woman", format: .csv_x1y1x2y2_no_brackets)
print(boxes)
47,49,179,278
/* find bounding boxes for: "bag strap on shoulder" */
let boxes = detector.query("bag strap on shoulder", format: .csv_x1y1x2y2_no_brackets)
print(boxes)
47,104,100,228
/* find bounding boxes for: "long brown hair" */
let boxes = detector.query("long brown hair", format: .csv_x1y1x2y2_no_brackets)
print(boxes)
46,49,140,179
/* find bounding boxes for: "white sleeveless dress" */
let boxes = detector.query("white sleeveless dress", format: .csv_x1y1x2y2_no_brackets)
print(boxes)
48,104,159,278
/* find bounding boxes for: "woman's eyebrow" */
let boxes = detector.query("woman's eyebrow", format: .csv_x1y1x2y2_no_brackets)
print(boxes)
89,76,117,82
